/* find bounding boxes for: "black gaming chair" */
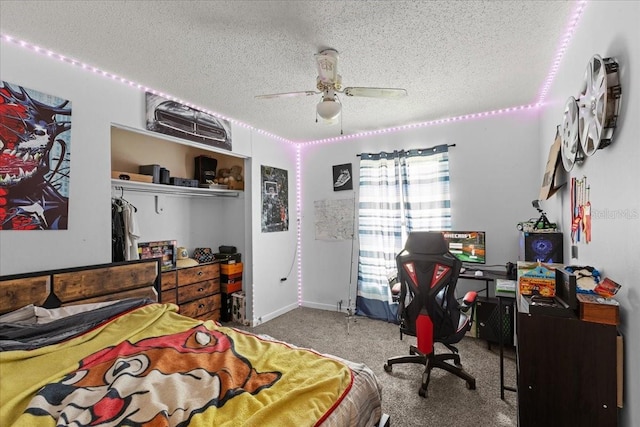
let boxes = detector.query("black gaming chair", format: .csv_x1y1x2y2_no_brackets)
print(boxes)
383,231,477,397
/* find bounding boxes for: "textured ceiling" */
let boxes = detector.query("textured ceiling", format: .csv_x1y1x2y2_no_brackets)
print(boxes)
0,1,576,142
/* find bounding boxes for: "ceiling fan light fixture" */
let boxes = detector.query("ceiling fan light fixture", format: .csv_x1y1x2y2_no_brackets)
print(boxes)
316,98,341,122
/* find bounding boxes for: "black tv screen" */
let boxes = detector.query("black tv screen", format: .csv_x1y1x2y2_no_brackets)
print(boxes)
441,231,486,264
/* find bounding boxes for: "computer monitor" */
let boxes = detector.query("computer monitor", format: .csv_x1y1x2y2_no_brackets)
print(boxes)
440,231,486,264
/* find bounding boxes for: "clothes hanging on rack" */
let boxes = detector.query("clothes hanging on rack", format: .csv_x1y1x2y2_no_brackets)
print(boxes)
112,199,126,262
123,200,140,260
112,194,139,261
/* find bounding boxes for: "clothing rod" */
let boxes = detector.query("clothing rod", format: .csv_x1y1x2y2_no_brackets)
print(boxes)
112,185,239,198
356,143,456,157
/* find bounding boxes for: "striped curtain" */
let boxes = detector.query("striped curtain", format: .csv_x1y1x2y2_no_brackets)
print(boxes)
401,146,451,232
356,146,450,322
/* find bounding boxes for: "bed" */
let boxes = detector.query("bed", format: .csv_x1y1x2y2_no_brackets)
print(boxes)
0,259,388,427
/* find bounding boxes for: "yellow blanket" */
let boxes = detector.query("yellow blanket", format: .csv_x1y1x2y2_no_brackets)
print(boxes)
0,304,352,426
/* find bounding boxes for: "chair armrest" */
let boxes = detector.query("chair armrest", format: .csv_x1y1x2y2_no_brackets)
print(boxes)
463,291,477,305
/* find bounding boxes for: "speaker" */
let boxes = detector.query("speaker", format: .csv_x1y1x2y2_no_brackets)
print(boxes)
159,167,170,184
519,232,563,263
476,296,514,347
194,155,218,184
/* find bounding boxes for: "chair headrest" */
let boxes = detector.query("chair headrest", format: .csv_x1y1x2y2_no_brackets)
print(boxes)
404,231,448,255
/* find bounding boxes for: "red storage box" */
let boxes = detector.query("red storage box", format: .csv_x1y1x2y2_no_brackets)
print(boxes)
222,281,242,294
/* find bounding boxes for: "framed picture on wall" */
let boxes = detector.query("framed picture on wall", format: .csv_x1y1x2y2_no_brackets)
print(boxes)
332,163,353,191
145,92,232,151
261,166,289,232
0,81,73,230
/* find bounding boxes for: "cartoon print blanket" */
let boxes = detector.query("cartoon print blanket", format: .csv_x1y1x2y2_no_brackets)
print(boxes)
0,303,353,426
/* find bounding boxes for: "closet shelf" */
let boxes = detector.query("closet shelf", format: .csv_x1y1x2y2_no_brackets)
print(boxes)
111,179,240,198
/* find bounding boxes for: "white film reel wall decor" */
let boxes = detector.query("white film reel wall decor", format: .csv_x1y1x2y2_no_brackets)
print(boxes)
577,54,622,156
561,96,581,171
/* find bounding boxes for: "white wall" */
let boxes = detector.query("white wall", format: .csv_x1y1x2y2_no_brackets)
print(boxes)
538,2,639,425
301,112,541,310
0,41,300,331
249,136,299,325
0,42,249,275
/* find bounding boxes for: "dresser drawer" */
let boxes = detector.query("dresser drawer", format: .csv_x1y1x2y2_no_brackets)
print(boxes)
177,279,220,303
195,309,220,322
161,288,177,304
161,270,177,291
177,263,219,285
179,293,221,319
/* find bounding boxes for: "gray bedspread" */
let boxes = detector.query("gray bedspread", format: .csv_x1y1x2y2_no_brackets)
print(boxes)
0,298,152,351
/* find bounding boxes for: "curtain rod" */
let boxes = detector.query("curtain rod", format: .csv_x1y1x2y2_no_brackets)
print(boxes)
356,143,456,157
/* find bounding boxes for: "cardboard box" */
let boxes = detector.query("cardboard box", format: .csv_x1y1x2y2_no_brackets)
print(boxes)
577,293,620,325
138,164,161,183
221,281,242,294
111,170,153,183
517,261,562,298
221,262,243,275
221,272,242,283
495,279,517,298
232,291,248,325
214,253,242,264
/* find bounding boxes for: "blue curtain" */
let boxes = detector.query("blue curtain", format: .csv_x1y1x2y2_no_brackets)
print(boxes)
356,145,451,322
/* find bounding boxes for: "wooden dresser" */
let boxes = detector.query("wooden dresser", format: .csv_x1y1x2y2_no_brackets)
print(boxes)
160,262,221,321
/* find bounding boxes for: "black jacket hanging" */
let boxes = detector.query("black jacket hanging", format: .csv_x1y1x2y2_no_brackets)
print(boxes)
112,199,126,262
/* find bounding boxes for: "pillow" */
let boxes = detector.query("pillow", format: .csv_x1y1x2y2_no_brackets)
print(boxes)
0,304,37,324
35,300,120,324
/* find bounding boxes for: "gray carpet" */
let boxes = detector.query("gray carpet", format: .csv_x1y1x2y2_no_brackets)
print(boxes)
231,307,518,427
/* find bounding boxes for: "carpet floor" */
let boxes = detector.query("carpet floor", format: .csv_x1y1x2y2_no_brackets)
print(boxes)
231,307,518,427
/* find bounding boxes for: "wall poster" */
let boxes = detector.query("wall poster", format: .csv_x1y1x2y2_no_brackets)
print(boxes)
145,92,232,151
332,163,353,191
261,165,289,232
314,198,355,241
0,81,72,230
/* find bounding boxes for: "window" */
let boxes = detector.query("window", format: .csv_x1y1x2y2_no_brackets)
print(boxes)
356,145,451,322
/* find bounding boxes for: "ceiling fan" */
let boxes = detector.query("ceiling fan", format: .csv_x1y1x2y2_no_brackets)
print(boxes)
255,48,408,124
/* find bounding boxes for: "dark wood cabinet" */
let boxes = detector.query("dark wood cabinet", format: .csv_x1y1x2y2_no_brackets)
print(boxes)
160,270,178,304
517,312,619,427
159,263,221,321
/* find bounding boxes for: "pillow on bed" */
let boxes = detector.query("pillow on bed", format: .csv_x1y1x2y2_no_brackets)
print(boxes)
0,305,37,324
35,300,121,324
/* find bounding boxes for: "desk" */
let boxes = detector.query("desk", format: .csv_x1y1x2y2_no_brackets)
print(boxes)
459,270,508,297
460,270,517,399
497,295,517,400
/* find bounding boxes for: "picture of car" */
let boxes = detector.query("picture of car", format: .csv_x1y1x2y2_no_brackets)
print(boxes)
147,96,232,151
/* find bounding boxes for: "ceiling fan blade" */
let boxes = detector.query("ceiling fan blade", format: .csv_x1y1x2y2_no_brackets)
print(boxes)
315,49,339,84
343,87,408,98
255,90,319,100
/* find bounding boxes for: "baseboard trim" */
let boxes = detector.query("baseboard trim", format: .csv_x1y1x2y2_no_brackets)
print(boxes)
302,300,352,313
252,302,298,326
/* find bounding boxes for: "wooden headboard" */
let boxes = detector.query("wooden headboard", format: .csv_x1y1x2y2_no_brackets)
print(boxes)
0,259,161,315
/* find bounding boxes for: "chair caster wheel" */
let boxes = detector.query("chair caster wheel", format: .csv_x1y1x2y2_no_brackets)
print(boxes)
466,380,476,390
455,362,463,368
418,388,427,398
383,363,392,373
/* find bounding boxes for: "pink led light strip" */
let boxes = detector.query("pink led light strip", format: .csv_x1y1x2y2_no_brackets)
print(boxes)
536,0,588,106
0,0,588,311
0,33,291,145
296,146,303,305
1,0,587,146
